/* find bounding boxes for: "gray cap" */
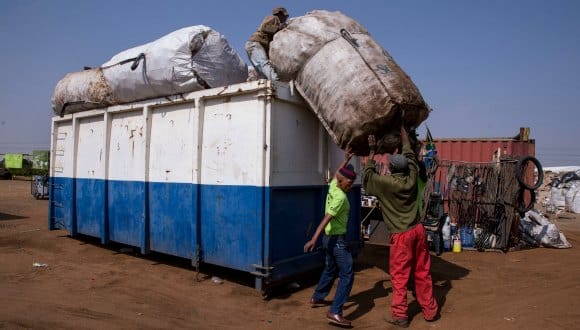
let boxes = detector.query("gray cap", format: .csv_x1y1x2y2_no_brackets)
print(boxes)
389,154,409,172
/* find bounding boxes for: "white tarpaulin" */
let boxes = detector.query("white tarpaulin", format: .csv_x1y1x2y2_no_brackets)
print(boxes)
519,210,572,248
269,10,429,154
52,26,248,116
550,185,567,209
544,166,580,174
565,183,580,213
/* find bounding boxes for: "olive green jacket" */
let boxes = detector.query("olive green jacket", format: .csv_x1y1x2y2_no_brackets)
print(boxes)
249,15,284,52
362,139,419,234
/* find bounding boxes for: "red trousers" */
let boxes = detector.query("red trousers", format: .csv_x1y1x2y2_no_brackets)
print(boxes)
389,223,438,320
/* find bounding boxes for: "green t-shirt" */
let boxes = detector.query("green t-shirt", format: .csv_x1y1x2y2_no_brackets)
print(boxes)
324,179,350,235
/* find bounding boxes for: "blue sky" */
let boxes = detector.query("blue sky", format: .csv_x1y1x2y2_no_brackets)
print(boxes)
0,0,578,166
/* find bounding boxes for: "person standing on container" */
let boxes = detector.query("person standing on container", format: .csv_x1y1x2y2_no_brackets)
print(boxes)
304,149,357,328
363,125,439,328
245,7,289,81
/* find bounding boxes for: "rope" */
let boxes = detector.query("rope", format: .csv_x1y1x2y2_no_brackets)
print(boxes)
339,28,394,104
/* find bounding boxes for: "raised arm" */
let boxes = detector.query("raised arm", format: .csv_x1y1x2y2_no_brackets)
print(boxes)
368,135,377,160
333,147,353,179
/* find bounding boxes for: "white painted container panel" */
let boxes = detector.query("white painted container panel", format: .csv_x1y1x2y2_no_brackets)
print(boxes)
201,95,266,186
149,102,197,184
76,115,105,180
108,110,147,181
52,120,74,178
270,99,327,187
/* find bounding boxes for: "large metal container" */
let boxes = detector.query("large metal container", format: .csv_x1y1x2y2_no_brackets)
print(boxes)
431,132,536,195
362,130,536,192
48,80,361,291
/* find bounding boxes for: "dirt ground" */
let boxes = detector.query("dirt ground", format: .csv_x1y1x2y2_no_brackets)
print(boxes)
1,179,579,330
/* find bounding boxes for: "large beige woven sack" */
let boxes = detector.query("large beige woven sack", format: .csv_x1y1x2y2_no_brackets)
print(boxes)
270,10,429,154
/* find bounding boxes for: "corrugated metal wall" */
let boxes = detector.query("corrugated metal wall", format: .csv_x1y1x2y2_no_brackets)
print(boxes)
432,137,535,195
434,139,535,164
361,129,536,197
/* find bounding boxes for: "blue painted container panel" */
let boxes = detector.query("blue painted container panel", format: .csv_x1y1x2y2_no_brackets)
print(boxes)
268,185,362,280
200,185,264,272
269,187,325,263
76,178,105,237
346,187,363,253
148,182,196,259
50,177,74,231
107,180,145,247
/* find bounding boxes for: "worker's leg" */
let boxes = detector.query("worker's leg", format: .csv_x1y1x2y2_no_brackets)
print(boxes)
312,236,338,301
244,41,278,81
260,62,279,81
390,230,413,320
329,237,354,315
412,224,439,320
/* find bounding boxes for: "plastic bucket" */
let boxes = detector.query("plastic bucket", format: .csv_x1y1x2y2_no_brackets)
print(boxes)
452,238,462,253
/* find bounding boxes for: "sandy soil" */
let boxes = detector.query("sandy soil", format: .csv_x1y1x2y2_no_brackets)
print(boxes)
1,179,579,329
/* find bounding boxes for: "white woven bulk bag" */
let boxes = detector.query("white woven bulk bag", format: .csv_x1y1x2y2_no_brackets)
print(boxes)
52,26,248,116
564,183,580,213
550,185,566,210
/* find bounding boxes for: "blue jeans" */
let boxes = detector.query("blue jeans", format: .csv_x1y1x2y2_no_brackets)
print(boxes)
312,235,354,315
244,41,279,81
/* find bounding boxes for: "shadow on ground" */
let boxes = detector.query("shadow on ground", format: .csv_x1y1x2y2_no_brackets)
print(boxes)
0,213,28,221
349,243,470,321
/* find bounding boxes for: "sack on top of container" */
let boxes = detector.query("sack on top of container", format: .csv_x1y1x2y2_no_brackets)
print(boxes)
52,26,248,116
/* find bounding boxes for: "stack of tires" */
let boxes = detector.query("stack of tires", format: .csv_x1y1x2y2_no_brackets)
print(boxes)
515,156,544,215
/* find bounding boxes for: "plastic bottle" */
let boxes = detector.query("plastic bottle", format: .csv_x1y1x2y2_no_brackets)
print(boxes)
450,221,457,236
460,226,474,248
442,215,451,251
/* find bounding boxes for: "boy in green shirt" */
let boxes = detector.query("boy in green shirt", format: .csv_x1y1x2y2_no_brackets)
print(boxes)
304,149,356,327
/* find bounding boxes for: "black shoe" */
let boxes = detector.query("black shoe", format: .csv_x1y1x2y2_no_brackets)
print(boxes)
326,312,352,327
425,312,441,322
386,317,409,328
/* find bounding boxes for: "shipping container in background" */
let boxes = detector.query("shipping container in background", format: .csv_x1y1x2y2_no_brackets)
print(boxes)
48,80,362,292
361,127,536,245
431,127,535,197
362,127,535,193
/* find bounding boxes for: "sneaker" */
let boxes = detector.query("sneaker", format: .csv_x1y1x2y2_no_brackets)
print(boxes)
326,312,352,327
385,317,409,328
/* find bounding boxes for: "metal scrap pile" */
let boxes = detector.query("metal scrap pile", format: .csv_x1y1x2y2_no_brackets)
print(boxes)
443,156,543,251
